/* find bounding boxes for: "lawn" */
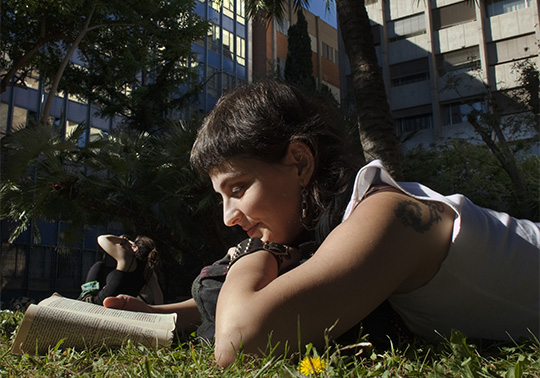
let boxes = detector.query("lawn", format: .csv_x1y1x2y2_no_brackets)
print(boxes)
1,309,539,377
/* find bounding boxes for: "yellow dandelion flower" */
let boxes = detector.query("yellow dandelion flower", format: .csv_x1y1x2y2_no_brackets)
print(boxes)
298,356,327,376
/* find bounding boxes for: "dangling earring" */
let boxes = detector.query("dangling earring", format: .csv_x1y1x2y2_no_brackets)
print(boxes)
301,188,308,220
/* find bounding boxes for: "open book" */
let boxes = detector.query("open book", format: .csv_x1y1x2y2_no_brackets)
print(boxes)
11,293,177,355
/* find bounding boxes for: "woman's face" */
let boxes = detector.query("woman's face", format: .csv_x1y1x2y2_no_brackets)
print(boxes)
210,157,305,245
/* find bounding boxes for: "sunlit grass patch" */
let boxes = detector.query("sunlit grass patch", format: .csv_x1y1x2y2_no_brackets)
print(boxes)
1,310,539,377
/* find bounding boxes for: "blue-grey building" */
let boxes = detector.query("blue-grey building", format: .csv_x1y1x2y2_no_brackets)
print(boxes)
0,0,250,305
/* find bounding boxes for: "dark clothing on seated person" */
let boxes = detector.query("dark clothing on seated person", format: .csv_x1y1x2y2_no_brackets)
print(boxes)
86,260,146,305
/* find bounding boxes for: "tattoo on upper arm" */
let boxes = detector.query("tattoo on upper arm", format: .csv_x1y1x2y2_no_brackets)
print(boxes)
394,200,445,233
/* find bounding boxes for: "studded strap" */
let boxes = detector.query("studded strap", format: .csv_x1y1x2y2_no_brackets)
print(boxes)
227,237,296,271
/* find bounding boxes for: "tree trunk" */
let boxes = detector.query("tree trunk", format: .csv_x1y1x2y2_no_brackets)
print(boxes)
469,117,529,217
40,6,96,125
0,36,58,94
336,0,402,177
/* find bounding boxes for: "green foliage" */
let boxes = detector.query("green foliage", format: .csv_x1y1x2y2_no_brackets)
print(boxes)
244,0,314,22
284,9,316,93
1,310,539,377
0,119,237,295
402,139,539,220
1,0,209,131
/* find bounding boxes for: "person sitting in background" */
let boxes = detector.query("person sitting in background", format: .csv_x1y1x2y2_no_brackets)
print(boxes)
79,234,163,305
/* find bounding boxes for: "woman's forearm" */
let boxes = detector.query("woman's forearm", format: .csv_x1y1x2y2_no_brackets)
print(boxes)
152,298,202,333
214,251,279,366
105,295,202,334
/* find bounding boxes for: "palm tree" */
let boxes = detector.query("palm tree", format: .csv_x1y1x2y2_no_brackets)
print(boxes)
246,0,402,176
0,120,236,297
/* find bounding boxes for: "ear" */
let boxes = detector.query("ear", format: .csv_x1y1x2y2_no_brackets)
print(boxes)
283,141,314,186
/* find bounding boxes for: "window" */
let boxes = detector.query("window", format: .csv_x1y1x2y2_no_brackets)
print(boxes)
236,0,245,24
487,34,537,64
89,126,106,144
28,246,54,290
56,251,83,291
223,0,234,18
277,57,285,77
322,42,336,63
209,0,220,12
432,1,476,29
388,13,425,42
0,103,8,136
24,70,40,90
207,66,220,97
208,23,220,53
395,113,433,134
194,35,204,47
68,91,87,104
437,46,480,75
390,58,429,87
10,106,29,128
236,36,245,66
371,24,381,46
486,0,532,16
441,100,486,126
222,29,234,60
65,121,80,140
277,19,290,35
1,244,29,290
223,72,234,92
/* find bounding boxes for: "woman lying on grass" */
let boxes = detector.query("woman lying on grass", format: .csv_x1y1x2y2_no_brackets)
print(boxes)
104,80,540,367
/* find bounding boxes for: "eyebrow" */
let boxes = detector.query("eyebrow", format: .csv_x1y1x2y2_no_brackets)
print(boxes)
214,171,247,191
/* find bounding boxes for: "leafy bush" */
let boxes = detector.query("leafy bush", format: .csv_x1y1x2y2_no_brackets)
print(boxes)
402,139,539,220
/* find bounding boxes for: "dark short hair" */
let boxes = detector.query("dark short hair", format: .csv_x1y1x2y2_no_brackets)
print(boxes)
190,80,360,241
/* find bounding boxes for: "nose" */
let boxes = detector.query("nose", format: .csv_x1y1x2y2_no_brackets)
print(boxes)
223,199,241,227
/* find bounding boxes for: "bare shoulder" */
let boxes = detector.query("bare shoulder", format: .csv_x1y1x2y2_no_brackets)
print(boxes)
328,190,455,292
343,189,455,236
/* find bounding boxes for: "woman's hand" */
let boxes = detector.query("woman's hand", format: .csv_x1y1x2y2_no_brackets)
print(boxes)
104,295,203,334
103,295,153,313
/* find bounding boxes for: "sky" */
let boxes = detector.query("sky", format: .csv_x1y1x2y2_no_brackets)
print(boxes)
307,1,337,28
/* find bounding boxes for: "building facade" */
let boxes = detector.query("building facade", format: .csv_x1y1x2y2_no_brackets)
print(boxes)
192,0,251,111
339,0,539,148
0,0,250,140
0,0,251,305
252,1,340,101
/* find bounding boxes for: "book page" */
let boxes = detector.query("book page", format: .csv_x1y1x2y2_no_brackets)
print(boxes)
38,294,175,329
11,294,177,355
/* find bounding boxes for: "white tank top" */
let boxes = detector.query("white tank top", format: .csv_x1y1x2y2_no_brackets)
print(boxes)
343,160,540,341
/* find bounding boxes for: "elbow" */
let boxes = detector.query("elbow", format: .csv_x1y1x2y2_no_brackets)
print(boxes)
97,234,112,248
214,340,237,367
214,321,257,367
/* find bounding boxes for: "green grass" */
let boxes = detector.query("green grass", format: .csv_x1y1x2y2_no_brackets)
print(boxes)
1,309,539,377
